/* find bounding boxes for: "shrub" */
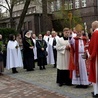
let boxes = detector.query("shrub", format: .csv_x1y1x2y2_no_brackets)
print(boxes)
0,28,18,43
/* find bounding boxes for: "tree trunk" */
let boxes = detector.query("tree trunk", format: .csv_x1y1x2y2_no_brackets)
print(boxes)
9,7,14,28
42,0,52,32
17,0,31,33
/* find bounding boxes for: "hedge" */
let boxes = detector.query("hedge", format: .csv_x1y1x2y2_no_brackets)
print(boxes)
0,28,18,43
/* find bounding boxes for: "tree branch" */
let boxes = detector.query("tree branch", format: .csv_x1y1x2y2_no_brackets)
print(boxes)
0,4,9,11
5,0,11,10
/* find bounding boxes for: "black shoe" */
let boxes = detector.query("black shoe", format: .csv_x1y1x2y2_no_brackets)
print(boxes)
82,85,89,88
75,85,83,88
92,94,98,97
40,67,43,70
43,67,46,69
0,73,3,76
32,69,34,71
91,92,94,95
58,83,63,87
26,69,34,71
15,71,18,73
12,71,18,74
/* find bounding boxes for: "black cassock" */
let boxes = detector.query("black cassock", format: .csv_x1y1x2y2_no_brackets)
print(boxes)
36,40,47,69
23,37,35,71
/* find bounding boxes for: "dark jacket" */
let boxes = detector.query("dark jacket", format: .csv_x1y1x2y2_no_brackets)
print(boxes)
23,37,34,58
36,39,47,58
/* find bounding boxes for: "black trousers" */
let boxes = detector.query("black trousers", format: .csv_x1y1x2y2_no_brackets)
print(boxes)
53,49,57,67
12,67,17,73
56,69,72,85
38,57,47,69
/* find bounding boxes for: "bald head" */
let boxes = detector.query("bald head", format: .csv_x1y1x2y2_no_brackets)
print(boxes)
92,21,98,31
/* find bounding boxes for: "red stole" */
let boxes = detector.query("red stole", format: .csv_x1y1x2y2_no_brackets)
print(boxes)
89,31,98,83
74,36,87,77
69,44,75,78
85,41,90,75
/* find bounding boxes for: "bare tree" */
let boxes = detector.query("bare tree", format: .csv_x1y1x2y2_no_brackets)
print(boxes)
0,0,31,31
0,0,16,28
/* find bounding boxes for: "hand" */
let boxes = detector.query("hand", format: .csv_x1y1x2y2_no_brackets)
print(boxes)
84,45,89,48
29,46,33,49
15,46,18,49
88,56,91,60
41,48,44,51
81,53,87,59
66,46,70,50
53,46,56,49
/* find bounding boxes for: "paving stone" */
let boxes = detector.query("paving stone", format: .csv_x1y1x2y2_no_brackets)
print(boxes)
2,65,93,98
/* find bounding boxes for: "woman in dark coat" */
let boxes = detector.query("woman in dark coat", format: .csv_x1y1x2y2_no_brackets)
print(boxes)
36,34,47,70
23,31,35,71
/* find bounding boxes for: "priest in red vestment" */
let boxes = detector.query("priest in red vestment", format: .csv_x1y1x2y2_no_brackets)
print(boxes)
69,24,90,88
89,21,98,97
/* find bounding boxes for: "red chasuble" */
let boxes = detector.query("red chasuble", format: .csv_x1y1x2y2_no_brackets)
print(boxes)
89,30,98,83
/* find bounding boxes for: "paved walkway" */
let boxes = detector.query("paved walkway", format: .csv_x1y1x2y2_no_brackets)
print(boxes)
0,75,67,98
1,65,93,98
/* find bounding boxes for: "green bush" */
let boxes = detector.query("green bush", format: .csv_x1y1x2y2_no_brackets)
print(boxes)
0,28,18,43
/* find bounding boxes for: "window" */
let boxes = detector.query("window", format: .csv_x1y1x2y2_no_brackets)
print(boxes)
28,9,32,14
20,1,23,4
65,1,68,10
24,22,27,30
14,13,17,17
28,21,32,30
16,0,24,5
82,0,86,7
17,2,19,5
75,0,80,9
56,0,61,10
69,1,73,9
51,2,54,12
17,13,20,16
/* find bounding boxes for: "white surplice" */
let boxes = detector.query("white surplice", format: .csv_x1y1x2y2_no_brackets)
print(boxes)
43,35,51,64
6,40,23,70
47,36,59,65
56,37,70,70
32,38,37,60
70,38,89,85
